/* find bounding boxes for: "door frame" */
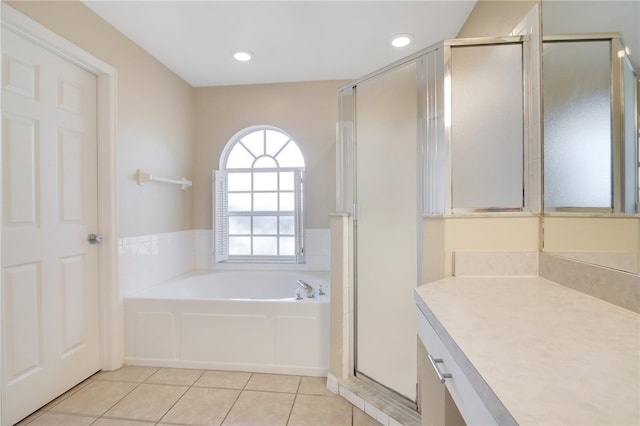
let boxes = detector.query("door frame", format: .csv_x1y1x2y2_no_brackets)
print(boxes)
0,3,121,422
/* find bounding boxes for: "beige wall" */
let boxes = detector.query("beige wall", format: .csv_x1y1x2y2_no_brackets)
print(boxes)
457,0,540,38
194,80,350,230
7,1,196,237
423,216,541,282
543,216,640,272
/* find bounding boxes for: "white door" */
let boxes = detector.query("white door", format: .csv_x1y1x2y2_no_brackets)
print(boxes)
1,28,100,425
355,61,418,401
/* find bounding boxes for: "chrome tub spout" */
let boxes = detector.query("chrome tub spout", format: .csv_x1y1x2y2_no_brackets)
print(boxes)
296,279,315,298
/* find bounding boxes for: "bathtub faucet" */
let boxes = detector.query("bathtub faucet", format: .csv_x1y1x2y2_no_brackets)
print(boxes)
296,280,315,298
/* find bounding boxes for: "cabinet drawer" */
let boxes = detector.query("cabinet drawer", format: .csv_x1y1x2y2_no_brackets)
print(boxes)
417,308,497,425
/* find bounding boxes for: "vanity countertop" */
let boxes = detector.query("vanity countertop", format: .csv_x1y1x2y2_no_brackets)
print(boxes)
415,276,640,425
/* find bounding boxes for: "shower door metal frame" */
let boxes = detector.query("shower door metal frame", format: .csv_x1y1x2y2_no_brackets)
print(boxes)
336,35,529,412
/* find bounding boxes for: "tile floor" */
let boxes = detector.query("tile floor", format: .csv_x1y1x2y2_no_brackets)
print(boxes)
17,366,380,426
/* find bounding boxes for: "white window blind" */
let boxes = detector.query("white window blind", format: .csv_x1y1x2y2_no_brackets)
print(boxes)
294,169,304,262
213,170,229,262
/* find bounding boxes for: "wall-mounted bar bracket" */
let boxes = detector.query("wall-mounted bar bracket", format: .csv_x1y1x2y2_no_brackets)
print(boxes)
136,169,192,190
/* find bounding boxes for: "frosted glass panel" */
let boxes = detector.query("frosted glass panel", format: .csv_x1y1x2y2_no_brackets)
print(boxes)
229,217,250,234
337,87,354,213
280,237,295,255
253,216,277,234
228,193,251,211
229,237,251,255
254,156,278,168
280,216,294,234
265,130,290,156
254,237,277,255
241,131,264,156
254,193,277,211
228,173,251,191
276,142,305,167
254,172,277,191
355,61,418,400
421,47,445,214
543,41,611,209
280,172,294,190
226,145,254,168
280,193,294,211
451,44,524,209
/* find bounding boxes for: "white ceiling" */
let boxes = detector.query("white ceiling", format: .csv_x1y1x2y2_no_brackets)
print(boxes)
82,1,477,87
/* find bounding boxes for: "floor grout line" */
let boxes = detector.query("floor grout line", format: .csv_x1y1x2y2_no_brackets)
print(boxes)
285,392,299,426
154,382,191,425
217,371,255,425
22,368,371,426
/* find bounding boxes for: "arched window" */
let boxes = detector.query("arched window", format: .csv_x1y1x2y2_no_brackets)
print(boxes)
214,126,305,262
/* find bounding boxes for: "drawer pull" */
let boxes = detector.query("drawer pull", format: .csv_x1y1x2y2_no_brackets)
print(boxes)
428,354,452,384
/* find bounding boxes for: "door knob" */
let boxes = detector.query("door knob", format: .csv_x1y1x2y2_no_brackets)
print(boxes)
87,234,103,244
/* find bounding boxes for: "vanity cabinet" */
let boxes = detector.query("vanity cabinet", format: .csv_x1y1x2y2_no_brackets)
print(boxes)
417,308,499,425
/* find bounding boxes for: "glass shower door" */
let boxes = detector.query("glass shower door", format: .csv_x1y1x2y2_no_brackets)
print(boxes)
354,61,419,402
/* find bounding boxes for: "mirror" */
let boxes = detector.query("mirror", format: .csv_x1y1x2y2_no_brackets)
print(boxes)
542,0,640,273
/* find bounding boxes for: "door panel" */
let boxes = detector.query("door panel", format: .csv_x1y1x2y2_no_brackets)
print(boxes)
3,263,41,382
2,28,100,425
355,62,418,401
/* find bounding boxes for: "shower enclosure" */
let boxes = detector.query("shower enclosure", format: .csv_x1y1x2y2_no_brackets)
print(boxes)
336,36,532,407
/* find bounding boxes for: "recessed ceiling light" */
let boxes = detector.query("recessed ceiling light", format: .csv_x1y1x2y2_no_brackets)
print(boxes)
233,51,253,62
391,34,413,48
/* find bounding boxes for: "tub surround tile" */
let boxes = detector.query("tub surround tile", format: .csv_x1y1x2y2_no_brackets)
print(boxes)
119,230,195,296
146,368,205,386
25,412,97,425
194,370,252,390
306,255,331,271
298,376,333,396
104,383,188,422
48,380,138,417
222,390,295,425
288,394,353,426
245,373,301,394
95,366,159,383
160,387,239,425
194,229,214,269
304,229,331,257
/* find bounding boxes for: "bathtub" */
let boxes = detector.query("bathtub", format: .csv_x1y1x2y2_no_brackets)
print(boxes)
123,270,330,376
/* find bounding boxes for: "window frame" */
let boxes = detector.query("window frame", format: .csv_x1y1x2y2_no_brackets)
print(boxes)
214,126,305,263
